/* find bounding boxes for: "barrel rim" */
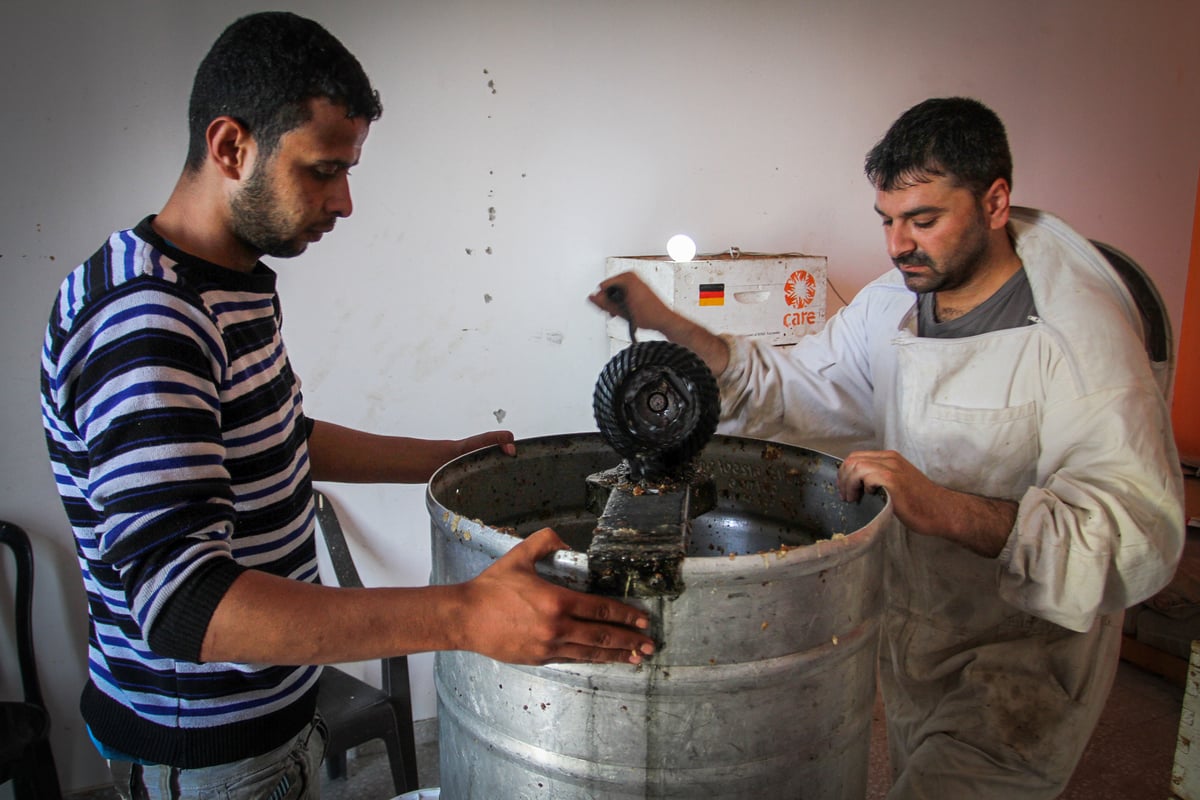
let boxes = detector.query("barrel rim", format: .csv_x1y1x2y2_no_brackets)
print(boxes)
427,432,892,576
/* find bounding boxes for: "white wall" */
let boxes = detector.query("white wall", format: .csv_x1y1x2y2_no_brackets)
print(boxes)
2,0,1197,793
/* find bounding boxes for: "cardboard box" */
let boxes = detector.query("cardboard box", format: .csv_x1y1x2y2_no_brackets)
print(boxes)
604,252,827,353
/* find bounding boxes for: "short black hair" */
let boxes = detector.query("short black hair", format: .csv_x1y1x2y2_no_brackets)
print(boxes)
185,12,383,171
864,97,1012,197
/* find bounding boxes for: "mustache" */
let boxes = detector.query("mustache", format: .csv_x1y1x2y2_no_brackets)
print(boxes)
893,252,933,269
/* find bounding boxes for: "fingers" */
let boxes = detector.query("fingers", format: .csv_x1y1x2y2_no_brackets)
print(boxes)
837,450,902,502
571,592,651,633
543,639,656,665
472,530,656,666
837,453,870,503
517,531,655,657
510,527,570,563
465,430,517,457
587,287,620,318
466,526,659,666
516,528,652,634
489,430,517,457
589,274,622,310
543,586,654,665
537,599,656,666
589,272,644,316
838,451,947,536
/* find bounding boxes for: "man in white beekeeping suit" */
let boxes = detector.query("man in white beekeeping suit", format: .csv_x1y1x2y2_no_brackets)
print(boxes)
590,96,1184,798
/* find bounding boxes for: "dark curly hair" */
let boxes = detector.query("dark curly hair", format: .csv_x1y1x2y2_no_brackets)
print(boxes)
184,12,383,172
864,97,1012,198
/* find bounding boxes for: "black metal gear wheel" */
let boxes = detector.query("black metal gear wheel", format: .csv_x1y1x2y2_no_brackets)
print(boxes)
593,340,720,479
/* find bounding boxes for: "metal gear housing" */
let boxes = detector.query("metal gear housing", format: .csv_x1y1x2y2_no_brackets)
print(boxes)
592,340,720,480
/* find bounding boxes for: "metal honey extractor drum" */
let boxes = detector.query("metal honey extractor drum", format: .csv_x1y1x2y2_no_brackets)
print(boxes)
427,433,891,799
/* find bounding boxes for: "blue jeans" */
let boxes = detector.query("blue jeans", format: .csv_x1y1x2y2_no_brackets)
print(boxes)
109,715,328,800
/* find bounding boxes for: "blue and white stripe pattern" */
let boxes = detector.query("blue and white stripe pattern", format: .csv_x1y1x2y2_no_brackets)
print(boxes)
41,217,321,767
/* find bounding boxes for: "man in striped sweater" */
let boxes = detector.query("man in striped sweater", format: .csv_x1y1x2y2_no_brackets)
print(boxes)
41,13,654,799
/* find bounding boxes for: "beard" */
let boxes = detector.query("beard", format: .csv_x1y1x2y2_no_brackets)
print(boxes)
229,165,309,259
893,206,991,295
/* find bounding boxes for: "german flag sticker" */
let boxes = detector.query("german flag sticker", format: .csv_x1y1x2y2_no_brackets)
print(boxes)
699,283,725,307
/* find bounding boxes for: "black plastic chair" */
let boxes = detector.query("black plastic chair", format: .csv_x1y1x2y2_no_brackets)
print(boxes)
312,490,419,795
0,520,63,800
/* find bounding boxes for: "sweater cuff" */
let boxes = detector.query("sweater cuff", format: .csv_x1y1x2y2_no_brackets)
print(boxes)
148,558,248,662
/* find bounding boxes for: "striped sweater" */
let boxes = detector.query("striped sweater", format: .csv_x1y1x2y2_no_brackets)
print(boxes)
40,217,321,767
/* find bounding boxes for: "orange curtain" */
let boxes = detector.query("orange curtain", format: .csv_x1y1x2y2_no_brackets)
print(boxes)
1174,170,1200,466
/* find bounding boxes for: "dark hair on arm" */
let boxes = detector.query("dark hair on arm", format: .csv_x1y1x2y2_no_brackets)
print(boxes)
184,11,383,172
863,97,1012,198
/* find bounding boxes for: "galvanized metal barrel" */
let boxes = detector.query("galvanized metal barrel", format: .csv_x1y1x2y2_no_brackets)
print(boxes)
427,433,891,799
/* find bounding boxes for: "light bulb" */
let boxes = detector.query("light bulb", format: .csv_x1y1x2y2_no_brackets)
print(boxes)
666,234,696,263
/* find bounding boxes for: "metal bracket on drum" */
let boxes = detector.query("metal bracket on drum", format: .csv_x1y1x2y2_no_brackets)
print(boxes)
588,289,722,598
584,465,716,598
